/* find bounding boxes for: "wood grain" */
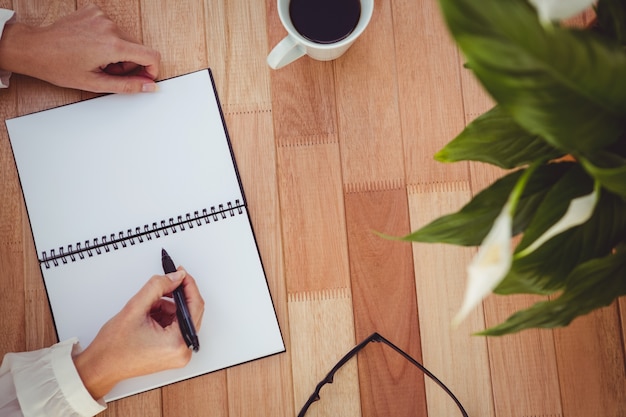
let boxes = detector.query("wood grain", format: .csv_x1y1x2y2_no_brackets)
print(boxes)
224,109,294,417
277,143,350,293
265,0,338,145
162,374,228,417
0,60,22,358
392,0,469,184
140,0,208,79
288,289,360,417
408,182,495,417
335,0,404,186
345,188,426,417
204,0,272,112
553,304,626,417
0,1,624,416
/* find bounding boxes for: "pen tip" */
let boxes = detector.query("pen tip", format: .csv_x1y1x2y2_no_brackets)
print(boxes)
161,248,167,256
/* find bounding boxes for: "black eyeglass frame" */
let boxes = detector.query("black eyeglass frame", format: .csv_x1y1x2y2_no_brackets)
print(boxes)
297,332,469,417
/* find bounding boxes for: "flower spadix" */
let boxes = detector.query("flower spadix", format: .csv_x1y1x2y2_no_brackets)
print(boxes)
528,0,596,23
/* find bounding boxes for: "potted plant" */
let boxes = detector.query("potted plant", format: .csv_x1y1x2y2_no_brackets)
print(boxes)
405,0,626,335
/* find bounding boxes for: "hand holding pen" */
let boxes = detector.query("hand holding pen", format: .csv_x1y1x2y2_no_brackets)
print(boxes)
73,266,204,400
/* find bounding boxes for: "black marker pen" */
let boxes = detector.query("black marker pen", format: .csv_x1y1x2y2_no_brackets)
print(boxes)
161,248,200,352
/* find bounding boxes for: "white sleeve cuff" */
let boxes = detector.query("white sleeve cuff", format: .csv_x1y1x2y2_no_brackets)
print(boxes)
0,9,16,88
8,338,107,417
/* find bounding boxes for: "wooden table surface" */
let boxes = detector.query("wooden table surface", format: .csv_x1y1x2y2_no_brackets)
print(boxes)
1,1,625,416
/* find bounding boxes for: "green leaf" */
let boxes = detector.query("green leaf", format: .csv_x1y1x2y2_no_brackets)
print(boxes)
403,163,571,246
595,0,626,45
495,185,626,295
438,0,626,153
515,165,594,252
580,153,626,199
480,246,626,336
435,105,564,169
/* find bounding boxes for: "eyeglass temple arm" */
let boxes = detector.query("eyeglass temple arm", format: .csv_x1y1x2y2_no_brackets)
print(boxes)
372,333,469,417
296,332,469,417
297,334,378,416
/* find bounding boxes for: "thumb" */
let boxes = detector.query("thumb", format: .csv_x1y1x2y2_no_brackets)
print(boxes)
126,270,186,313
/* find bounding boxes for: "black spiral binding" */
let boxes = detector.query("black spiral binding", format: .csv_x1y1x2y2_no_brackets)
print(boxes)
40,200,244,269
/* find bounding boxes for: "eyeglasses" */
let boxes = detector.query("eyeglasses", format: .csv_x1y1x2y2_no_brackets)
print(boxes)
297,332,469,417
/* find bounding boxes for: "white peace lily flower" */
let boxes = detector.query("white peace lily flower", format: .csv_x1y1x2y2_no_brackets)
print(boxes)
516,184,599,258
453,202,513,327
528,0,596,22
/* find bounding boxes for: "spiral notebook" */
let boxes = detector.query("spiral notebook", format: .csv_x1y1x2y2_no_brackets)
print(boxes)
7,69,284,401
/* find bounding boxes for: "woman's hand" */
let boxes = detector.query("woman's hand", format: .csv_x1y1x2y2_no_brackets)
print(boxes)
73,268,205,400
0,4,161,93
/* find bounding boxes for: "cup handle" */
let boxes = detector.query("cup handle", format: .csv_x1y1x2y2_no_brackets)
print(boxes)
267,36,306,69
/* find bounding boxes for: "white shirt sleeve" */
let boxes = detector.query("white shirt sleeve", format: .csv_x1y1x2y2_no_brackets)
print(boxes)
0,338,107,417
0,9,16,88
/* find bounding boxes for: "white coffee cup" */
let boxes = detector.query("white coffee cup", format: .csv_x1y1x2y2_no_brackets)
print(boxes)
267,0,374,70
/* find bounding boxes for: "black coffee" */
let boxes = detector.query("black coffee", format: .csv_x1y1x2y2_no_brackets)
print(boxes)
289,0,361,44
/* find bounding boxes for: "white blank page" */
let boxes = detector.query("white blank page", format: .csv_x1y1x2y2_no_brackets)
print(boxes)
8,70,241,255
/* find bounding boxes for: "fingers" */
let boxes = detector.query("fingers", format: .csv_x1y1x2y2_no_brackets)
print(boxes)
92,41,161,94
101,62,142,76
177,267,205,330
89,72,159,94
150,298,177,327
115,41,161,80
125,267,204,331
67,3,161,93
126,270,186,314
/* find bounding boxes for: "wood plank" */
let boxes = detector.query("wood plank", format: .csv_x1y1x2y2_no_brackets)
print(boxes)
102,390,162,417
395,1,496,413
78,0,142,41
13,0,72,26
224,109,294,416
288,289,360,417
0,81,28,363
335,0,404,185
162,374,228,417
227,356,291,417
265,0,337,144
483,296,563,417
344,188,426,417
392,0,469,184
408,182,495,417
140,0,208,79
621,298,626,359
277,143,350,293
268,61,337,146
204,0,271,112
335,1,426,415
459,71,494,123
553,304,626,417
0,55,23,357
